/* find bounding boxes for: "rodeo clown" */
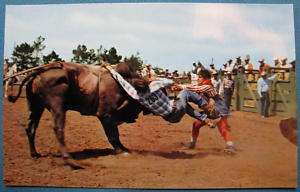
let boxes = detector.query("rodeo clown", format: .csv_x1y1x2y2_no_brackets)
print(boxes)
183,69,236,153
104,65,217,127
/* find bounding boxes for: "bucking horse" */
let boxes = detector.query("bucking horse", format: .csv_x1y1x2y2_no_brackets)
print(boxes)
6,61,149,169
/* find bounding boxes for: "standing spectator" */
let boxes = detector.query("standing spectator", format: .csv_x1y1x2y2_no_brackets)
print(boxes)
220,72,235,109
257,71,276,118
290,60,296,72
280,58,292,68
235,56,243,72
4,59,18,98
244,55,254,80
164,69,171,78
3,58,9,78
258,59,270,75
196,62,205,75
244,56,253,71
274,58,281,68
209,63,216,73
222,63,228,73
191,63,199,86
192,62,197,74
211,71,221,93
172,70,179,78
141,64,156,81
226,59,234,73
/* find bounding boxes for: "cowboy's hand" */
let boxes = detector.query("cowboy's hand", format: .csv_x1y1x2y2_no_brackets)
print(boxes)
204,119,216,128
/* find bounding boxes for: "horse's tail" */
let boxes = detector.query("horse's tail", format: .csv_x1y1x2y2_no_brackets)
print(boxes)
7,63,63,103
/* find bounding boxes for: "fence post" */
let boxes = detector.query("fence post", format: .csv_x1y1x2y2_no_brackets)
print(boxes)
289,71,297,117
234,72,242,111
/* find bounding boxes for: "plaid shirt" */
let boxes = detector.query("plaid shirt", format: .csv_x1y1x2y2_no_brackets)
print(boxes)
187,84,218,98
222,77,234,90
106,66,174,117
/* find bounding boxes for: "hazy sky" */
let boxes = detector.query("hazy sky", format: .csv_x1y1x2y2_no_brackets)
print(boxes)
4,3,295,72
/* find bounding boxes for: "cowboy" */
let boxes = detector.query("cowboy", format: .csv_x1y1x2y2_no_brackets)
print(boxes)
184,69,235,153
257,71,276,118
106,65,216,126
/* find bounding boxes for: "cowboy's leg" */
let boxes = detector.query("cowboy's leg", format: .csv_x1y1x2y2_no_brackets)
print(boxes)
265,92,270,117
177,89,207,108
187,120,206,148
260,93,266,116
217,116,235,153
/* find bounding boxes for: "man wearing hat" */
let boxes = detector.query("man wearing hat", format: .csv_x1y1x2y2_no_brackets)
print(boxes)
220,71,235,109
141,64,156,81
258,59,270,75
209,63,216,72
273,58,281,68
280,58,292,68
257,71,277,118
226,59,234,73
211,70,221,94
244,55,254,80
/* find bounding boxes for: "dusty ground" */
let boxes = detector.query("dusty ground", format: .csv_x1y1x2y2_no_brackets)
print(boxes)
3,95,297,189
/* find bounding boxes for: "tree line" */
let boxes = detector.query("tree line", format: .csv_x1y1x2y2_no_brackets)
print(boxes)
9,36,144,72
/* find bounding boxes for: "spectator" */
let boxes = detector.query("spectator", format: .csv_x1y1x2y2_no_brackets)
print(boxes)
257,71,276,118
290,60,295,72
235,56,243,72
196,62,205,74
172,70,179,78
4,59,18,98
191,63,199,86
209,63,216,72
222,63,228,73
244,56,253,71
280,58,292,68
274,58,281,68
211,71,221,94
192,62,197,74
164,69,171,78
220,71,235,110
141,64,156,81
226,59,234,73
258,59,270,75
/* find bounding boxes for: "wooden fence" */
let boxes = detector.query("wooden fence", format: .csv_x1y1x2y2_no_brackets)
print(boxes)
231,68,296,117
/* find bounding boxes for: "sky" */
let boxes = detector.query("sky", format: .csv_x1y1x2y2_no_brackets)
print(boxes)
4,3,296,72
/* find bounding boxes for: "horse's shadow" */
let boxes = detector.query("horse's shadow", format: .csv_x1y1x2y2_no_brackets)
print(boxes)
43,145,237,161
131,147,236,159
70,148,116,160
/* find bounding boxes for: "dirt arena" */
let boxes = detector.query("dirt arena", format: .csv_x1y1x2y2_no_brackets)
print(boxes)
3,96,297,189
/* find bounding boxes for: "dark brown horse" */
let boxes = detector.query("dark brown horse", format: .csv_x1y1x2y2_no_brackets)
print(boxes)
8,62,148,168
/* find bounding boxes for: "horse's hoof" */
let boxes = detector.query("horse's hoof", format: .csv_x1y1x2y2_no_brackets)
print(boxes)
64,159,85,170
31,153,41,159
114,148,130,155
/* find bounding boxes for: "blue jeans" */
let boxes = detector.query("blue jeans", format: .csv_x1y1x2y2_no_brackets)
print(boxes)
260,92,270,117
164,89,207,123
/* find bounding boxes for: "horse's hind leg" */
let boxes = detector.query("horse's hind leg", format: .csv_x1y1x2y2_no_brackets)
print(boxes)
49,97,83,169
26,103,44,158
100,115,129,154
48,97,69,159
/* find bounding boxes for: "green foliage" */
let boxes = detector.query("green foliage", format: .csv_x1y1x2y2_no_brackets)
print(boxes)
100,47,122,64
12,42,38,70
43,51,64,64
124,52,144,72
32,36,46,65
152,66,163,74
71,45,98,64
